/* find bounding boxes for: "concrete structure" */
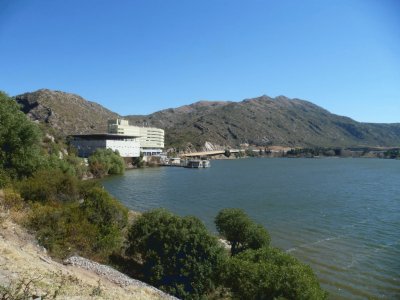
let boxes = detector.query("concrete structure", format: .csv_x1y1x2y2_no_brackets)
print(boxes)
70,134,140,158
108,119,164,156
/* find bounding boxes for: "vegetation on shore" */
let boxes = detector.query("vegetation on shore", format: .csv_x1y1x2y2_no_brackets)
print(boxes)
88,148,125,178
1,90,327,299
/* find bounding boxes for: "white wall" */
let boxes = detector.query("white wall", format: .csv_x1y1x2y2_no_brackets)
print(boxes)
71,138,140,158
106,139,140,157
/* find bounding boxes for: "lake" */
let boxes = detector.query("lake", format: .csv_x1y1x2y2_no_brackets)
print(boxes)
102,158,400,299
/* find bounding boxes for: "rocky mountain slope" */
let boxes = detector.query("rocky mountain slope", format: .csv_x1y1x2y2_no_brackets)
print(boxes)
14,89,400,149
126,95,400,149
15,89,119,135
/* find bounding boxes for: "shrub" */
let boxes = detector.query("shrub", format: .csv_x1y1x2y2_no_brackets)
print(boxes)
0,168,11,188
127,209,227,299
215,208,270,255
88,149,125,178
28,187,128,261
81,187,128,235
2,188,24,211
29,202,99,259
223,247,327,300
132,153,144,168
46,152,88,179
0,92,44,178
18,169,80,203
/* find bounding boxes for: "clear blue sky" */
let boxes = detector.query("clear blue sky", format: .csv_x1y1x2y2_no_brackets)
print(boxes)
0,0,399,122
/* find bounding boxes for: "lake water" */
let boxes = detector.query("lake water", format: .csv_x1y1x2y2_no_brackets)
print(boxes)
102,158,400,299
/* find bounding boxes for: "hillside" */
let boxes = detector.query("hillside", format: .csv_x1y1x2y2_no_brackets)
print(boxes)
14,89,400,149
15,89,119,135
126,95,400,149
0,190,175,300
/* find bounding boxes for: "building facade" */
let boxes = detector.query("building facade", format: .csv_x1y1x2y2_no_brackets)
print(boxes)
108,119,164,156
70,134,141,158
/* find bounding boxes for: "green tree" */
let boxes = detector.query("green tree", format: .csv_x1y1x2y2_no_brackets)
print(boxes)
88,148,125,178
0,91,44,180
223,247,327,300
215,208,270,255
245,149,259,157
224,149,231,158
132,152,145,168
127,209,227,299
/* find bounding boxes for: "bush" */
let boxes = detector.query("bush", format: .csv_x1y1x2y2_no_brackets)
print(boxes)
29,201,99,259
127,209,227,299
2,188,24,211
0,92,44,178
46,152,88,179
215,208,270,255
18,169,81,203
223,247,327,300
132,153,144,168
88,149,125,178
81,187,128,234
28,186,128,261
0,168,11,188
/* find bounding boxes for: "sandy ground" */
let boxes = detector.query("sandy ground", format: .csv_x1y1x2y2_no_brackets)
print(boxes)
0,190,175,300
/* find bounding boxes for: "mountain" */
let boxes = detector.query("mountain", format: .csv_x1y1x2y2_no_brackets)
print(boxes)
15,89,119,135
126,95,400,149
14,89,400,149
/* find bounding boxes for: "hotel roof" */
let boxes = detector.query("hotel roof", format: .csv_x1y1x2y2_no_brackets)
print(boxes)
70,133,141,139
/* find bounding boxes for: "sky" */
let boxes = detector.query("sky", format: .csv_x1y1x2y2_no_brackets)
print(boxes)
0,0,399,123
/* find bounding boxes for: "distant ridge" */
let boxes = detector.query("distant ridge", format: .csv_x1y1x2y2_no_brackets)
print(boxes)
126,95,400,149
14,89,400,149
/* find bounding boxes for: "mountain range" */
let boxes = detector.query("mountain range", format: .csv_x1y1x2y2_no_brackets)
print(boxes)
14,89,400,150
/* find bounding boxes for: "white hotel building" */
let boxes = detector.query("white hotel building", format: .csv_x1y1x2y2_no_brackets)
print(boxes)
70,119,164,158
107,119,164,156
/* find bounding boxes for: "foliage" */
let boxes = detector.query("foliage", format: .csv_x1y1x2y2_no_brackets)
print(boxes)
0,168,11,189
245,149,259,157
215,208,270,255
28,187,128,261
81,187,128,236
2,188,24,211
224,149,231,158
88,148,125,178
132,152,145,168
234,151,245,158
0,91,44,179
0,275,45,300
223,247,328,300
18,169,81,203
127,209,227,299
46,151,88,179
384,149,400,159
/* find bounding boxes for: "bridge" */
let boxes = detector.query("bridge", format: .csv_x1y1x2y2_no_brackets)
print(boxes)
180,149,240,158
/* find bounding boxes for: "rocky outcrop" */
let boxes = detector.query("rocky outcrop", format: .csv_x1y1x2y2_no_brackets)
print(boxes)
15,89,119,135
